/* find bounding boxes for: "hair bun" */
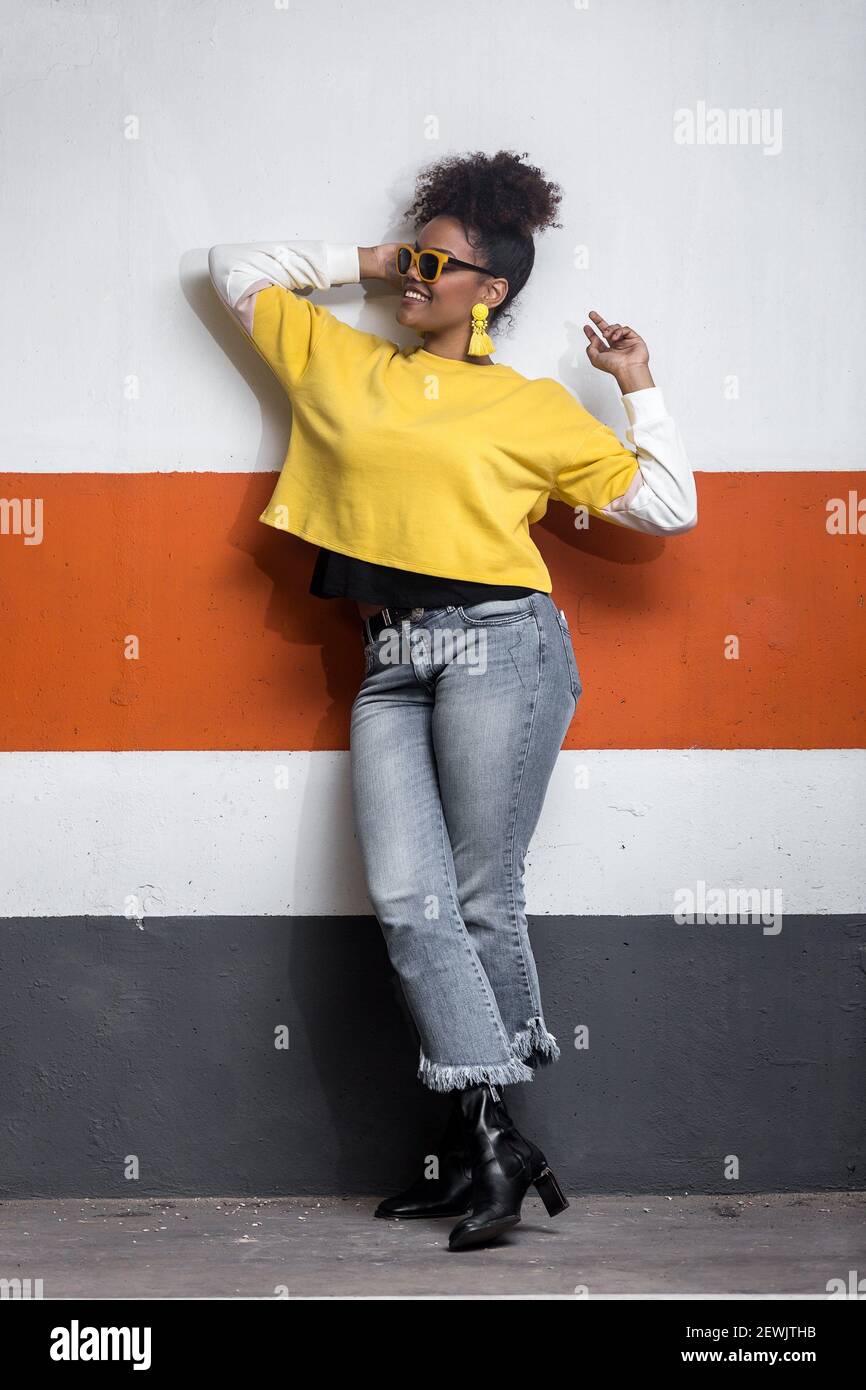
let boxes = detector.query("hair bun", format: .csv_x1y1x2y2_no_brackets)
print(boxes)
405,149,562,242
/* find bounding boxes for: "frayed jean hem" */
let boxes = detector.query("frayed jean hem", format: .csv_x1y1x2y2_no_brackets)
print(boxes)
417,1052,535,1093
417,1017,561,1093
511,1015,561,1068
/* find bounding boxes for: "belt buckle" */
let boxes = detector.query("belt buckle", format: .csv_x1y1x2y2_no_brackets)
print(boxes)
365,605,424,644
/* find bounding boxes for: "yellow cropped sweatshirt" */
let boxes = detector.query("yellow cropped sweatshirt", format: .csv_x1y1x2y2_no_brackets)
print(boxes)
208,240,696,591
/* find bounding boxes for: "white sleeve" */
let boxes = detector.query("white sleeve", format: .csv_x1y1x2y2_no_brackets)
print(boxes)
207,240,360,333
601,388,698,534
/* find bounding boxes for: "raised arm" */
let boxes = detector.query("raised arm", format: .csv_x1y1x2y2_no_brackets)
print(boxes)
207,240,362,336
554,311,697,535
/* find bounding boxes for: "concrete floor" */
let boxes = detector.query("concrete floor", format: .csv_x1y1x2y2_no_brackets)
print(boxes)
1,1192,862,1298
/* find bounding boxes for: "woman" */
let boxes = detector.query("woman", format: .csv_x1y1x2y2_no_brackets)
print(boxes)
209,150,696,1251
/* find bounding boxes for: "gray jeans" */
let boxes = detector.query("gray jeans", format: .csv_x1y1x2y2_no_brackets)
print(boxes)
350,593,582,1093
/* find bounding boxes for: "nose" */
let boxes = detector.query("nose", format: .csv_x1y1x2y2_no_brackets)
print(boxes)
405,271,432,291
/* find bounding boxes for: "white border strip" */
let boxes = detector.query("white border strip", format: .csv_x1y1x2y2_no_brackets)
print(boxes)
1,750,863,917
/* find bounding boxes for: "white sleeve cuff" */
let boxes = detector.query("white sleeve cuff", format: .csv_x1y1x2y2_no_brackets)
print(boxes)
325,243,361,285
621,386,668,427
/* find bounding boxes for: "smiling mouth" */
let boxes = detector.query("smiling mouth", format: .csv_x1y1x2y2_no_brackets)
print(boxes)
401,286,431,303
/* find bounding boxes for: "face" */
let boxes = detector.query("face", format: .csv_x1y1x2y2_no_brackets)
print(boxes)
395,215,508,335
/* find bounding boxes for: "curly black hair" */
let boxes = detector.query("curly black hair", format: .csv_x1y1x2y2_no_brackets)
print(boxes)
403,149,562,331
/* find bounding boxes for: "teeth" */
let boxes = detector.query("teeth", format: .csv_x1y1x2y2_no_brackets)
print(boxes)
404,290,429,302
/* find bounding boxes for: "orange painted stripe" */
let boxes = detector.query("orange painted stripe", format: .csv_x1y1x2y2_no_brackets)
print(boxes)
1,473,863,750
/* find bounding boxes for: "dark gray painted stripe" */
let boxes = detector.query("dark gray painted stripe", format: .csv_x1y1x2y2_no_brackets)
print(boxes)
1,916,863,1198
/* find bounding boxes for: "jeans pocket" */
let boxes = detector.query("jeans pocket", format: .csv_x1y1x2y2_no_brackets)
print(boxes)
456,597,534,626
555,607,582,702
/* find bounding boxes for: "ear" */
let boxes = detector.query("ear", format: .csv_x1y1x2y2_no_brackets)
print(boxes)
484,276,509,311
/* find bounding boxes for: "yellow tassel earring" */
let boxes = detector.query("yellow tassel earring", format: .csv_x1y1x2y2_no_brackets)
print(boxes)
467,303,495,357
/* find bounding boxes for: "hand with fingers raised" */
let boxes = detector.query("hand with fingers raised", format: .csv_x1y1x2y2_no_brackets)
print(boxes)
583,310,654,394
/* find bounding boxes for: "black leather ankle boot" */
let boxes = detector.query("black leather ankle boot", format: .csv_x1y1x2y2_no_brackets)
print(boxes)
448,1081,568,1250
375,1093,473,1219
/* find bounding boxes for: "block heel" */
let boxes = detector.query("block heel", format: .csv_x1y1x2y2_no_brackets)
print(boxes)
532,1163,569,1217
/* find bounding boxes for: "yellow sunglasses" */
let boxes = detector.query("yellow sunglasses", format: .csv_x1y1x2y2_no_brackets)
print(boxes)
395,243,495,284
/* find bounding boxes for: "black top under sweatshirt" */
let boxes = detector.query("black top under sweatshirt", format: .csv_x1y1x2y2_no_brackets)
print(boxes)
309,547,540,608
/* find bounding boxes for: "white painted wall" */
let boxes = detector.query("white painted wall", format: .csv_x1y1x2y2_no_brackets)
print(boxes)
1,750,863,916
2,4,864,918
3,0,863,473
